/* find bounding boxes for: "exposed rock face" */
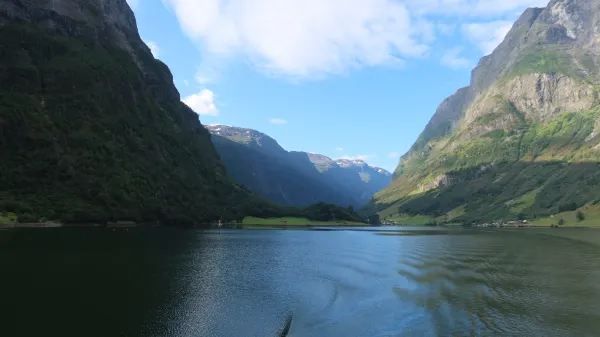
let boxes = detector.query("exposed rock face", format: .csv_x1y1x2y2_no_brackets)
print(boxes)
406,7,547,157
409,0,600,157
307,153,336,172
464,73,595,126
209,125,287,158
1,0,139,52
376,0,600,223
503,74,594,120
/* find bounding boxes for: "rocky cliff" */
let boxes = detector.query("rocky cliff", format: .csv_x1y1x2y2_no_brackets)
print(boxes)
376,0,600,224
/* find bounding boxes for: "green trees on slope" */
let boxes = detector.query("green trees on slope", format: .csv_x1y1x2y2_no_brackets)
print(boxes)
0,23,252,225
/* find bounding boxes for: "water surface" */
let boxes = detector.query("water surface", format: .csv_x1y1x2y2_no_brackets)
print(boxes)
1,227,600,336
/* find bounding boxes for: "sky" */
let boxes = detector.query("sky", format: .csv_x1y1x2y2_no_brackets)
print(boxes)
127,0,548,171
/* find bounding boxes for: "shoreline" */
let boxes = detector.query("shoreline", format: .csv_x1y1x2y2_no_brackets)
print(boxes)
2,221,599,230
239,224,369,230
0,222,64,229
0,221,157,230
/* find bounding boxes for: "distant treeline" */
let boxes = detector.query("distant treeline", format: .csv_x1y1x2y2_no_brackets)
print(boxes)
245,201,365,224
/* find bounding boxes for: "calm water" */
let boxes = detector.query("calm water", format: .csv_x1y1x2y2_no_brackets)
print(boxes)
1,227,600,337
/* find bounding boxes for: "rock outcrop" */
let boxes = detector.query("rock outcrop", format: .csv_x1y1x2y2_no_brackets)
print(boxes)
376,0,600,223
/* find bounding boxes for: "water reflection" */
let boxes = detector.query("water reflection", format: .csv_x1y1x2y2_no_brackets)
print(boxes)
390,231,600,336
1,228,600,336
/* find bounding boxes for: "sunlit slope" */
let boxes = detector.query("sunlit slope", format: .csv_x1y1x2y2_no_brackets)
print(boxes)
375,0,600,223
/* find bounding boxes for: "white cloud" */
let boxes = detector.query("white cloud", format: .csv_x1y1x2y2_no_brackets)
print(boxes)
165,0,429,78
335,147,345,152
462,21,514,55
268,118,288,125
387,151,401,159
183,89,219,116
194,63,224,85
144,40,160,58
339,154,374,161
441,47,471,69
166,0,548,78
195,72,212,85
436,23,456,36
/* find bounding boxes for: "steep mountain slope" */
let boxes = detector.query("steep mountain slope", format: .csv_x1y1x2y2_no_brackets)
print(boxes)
208,125,391,207
0,0,251,224
375,0,600,224
308,155,392,203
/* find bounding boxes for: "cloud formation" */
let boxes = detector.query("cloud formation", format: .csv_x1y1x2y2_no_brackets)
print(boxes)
269,118,288,125
387,152,401,159
166,0,428,78
441,47,471,69
183,89,219,116
166,0,549,78
462,21,514,54
339,154,375,162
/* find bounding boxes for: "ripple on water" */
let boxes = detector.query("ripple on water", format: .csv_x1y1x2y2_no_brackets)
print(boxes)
3,228,600,337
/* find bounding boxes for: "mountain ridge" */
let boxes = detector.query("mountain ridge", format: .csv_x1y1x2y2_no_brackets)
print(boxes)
207,125,391,208
376,0,600,224
0,0,257,225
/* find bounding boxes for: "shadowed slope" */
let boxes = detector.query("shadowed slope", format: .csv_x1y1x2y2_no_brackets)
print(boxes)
0,0,251,224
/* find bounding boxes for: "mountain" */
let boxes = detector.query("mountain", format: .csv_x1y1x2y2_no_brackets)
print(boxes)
375,0,600,224
0,0,253,225
308,155,392,204
208,125,391,208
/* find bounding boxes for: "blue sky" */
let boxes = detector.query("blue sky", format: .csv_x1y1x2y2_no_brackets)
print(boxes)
128,0,548,171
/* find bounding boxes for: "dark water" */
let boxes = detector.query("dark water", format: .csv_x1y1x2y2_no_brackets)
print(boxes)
1,227,600,337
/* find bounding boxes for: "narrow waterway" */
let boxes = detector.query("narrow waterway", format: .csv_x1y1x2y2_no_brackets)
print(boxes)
1,227,599,336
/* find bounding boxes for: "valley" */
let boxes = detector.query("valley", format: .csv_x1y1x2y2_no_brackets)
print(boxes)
2,0,600,228
2,0,600,336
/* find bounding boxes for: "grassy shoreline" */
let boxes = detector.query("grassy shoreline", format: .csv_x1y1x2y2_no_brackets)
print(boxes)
530,204,600,227
2,214,599,230
381,204,600,228
240,216,367,228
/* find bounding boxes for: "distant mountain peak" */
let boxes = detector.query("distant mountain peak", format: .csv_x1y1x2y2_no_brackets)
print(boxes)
207,125,393,177
374,167,392,176
206,125,286,155
335,159,367,168
208,124,392,207
306,153,335,171
207,124,265,138
307,153,333,161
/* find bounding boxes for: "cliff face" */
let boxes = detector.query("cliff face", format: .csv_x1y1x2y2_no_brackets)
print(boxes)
2,0,140,57
377,0,600,224
0,0,250,224
405,7,547,159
